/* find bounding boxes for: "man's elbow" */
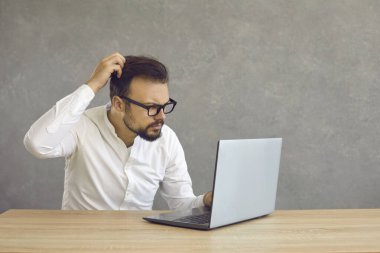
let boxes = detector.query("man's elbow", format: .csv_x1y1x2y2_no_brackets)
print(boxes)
23,132,56,159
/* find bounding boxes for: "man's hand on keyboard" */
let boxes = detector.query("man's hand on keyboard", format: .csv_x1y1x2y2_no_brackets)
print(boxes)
203,191,213,207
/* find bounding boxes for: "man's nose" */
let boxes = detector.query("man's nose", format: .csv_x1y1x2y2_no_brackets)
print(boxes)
154,108,166,120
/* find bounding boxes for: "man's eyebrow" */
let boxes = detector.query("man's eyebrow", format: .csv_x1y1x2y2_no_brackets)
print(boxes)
144,103,160,106
144,100,170,106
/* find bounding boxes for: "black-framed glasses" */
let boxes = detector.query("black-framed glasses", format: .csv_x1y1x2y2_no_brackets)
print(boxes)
119,96,177,116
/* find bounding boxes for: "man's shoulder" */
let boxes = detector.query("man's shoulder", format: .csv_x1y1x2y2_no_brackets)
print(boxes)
83,105,107,125
77,104,108,132
161,124,175,135
160,124,180,142
83,105,107,119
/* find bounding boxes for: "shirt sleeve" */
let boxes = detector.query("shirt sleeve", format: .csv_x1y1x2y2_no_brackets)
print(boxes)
159,129,205,210
24,84,95,159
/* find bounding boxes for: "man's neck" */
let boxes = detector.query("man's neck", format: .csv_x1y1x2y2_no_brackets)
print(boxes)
107,109,136,148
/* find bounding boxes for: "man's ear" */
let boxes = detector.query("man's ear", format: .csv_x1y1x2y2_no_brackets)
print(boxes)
111,96,125,112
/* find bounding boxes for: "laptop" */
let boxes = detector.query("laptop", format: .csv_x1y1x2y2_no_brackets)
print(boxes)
143,138,282,230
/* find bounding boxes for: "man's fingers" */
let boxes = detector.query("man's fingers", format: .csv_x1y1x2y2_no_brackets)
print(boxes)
203,191,213,207
102,53,116,63
103,52,120,60
112,56,125,69
103,52,125,65
106,64,121,77
116,53,126,63
87,52,125,94
103,53,125,72
113,65,123,78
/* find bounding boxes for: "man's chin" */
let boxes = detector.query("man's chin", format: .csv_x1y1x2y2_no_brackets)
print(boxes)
138,131,162,142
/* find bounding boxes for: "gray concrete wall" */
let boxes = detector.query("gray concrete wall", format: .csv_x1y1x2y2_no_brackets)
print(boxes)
1,0,379,212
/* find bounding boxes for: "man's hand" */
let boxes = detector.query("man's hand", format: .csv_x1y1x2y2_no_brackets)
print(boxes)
86,52,126,94
203,191,213,207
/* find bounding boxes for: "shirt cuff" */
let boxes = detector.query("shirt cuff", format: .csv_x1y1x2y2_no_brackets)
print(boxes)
194,194,206,208
69,84,95,115
77,84,95,101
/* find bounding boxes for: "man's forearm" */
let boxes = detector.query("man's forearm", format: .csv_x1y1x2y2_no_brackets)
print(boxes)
163,194,205,210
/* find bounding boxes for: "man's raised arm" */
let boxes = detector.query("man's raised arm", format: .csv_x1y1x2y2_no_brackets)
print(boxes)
24,52,125,159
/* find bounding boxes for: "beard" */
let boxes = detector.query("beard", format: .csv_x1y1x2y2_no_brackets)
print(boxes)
123,117,164,142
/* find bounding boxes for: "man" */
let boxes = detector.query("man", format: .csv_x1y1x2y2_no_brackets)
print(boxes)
24,52,212,210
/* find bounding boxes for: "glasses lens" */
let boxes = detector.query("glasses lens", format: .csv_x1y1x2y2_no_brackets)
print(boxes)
163,103,175,114
148,106,160,116
147,102,176,116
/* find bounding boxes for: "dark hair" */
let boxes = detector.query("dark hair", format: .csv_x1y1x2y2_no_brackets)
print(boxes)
109,55,168,100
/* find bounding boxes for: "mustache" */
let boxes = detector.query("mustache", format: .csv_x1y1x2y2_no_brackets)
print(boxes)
147,120,164,128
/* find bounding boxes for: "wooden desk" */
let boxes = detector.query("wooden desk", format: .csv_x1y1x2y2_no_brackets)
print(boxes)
0,209,379,252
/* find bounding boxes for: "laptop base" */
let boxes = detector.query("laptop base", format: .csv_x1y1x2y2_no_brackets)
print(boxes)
143,207,211,230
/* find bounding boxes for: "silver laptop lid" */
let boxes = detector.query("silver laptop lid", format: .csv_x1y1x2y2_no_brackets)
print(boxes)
210,138,282,228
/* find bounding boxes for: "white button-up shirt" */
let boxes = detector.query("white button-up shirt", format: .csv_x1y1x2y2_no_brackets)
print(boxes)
24,85,204,210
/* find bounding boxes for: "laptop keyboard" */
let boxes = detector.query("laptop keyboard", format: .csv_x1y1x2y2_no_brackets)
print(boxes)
174,212,211,224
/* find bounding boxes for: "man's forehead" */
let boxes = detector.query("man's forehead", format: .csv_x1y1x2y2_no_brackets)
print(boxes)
128,77,169,102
